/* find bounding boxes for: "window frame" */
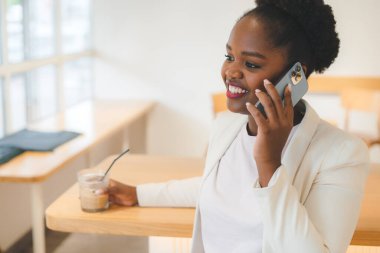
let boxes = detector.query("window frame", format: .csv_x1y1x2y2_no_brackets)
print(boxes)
0,0,94,135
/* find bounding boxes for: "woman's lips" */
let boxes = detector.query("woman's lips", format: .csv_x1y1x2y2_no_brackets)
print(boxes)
226,83,249,99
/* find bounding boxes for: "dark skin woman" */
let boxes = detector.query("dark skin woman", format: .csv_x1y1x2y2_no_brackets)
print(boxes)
223,15,297,187
105,1,370,252
108,0,339,203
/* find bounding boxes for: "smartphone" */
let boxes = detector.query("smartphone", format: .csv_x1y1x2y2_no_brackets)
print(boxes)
255,62,308,116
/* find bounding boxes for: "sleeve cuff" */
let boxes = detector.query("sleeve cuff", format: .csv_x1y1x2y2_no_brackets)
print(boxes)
252,165,284,189
136,183,163,207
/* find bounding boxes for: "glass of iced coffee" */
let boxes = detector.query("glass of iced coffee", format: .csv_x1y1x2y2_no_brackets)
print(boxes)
77,168,109,212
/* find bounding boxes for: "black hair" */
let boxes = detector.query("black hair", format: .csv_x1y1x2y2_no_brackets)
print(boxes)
240,0,340,77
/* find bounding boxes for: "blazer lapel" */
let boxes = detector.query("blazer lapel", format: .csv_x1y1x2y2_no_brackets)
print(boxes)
203,112,248,179
281,100,321,186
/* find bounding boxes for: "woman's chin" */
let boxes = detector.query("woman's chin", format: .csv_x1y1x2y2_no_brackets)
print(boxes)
227,101,249,115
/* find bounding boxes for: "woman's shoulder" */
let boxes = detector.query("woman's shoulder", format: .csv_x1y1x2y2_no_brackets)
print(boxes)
315,119,367,150
302,100,367,151
298,101,369,168
311,119,370,170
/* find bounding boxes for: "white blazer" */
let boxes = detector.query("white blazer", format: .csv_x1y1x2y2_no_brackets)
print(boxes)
136,100,370,253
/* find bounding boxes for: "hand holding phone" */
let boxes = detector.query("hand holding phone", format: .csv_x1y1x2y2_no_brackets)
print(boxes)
246,62,308,187
255,62,308,116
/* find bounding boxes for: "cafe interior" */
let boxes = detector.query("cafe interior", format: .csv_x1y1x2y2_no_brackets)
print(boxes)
0,0,379,252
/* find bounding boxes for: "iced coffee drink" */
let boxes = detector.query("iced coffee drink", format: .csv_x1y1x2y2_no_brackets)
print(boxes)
77,169,109,212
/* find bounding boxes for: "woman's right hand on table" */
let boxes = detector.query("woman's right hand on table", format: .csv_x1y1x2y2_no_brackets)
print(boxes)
107,179,138,206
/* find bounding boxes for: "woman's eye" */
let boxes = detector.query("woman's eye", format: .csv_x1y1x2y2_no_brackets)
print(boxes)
224,54,234,62
245,62,259,69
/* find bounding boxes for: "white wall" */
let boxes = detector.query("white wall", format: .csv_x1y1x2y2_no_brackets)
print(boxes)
93,0,380,158
324,0,380,76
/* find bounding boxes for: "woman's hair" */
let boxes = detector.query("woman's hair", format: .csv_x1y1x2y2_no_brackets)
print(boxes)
240,0,340,77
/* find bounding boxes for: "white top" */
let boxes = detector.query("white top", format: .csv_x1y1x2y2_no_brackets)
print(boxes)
199,124,298,253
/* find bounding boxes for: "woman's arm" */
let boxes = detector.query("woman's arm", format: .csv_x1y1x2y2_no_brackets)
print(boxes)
108,176,202,207
137,176,202,207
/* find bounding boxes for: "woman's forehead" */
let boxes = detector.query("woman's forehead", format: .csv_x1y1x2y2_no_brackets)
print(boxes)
228,16,273,52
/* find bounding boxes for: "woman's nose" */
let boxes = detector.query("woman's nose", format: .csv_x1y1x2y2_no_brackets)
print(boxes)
225,67,243,79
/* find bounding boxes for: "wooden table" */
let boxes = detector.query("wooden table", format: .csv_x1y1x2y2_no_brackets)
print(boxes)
0,100,155,253
353,164,380,246
46,154,204,237
46,155,380,246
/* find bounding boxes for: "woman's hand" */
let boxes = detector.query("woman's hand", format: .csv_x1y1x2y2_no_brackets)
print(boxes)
246,79,294,187
107,179,138,206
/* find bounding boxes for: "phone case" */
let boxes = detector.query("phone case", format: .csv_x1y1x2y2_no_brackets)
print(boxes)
255,62,308,116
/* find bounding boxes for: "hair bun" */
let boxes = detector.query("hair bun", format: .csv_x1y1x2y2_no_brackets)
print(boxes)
255,0,340,73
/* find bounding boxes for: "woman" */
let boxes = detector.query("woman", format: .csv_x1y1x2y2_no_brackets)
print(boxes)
108,0,370,252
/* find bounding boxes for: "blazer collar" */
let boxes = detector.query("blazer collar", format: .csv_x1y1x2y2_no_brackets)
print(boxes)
204,112,247,178
204,100,320,183
281,100,320,183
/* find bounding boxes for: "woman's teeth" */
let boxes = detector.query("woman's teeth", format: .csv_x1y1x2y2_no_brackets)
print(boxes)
228,85,248,94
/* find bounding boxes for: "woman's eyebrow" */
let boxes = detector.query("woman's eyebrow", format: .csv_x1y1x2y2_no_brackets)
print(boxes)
226,44,266,59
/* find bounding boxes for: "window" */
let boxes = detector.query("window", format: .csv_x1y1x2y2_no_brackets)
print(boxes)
7,0,55,61
0,2,3,65
9,74,27,132
0,79,4,137
27,65,57,121
0,0,93,135
63,58,92,107
61,0,91,54
27,0,55,59
7,0,25,63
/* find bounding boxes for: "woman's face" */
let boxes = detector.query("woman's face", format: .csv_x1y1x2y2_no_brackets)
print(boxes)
221,16,289,114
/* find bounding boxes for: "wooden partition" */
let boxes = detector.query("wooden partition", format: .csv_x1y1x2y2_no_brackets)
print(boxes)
212,76,380,114
308,76,380,93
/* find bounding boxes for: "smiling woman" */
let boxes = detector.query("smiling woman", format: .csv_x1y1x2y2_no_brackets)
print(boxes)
222,17,289,114
108,0,370,253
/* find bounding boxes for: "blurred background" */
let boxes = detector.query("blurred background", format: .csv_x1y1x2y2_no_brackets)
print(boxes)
1,0,379,159
0,0,379,252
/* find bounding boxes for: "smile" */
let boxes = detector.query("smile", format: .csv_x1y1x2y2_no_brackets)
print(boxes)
226,84,248,98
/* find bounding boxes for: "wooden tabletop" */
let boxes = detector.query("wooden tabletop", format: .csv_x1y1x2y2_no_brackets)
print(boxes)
0,100,155,183
46,155,380,245
353,164,380,245
46,154,204,237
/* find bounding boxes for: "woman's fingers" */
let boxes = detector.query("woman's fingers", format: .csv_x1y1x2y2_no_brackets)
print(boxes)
109,194,135,206
255,88,278,121
263,79,285,118
246,102,267,130
107,180,120,194
260,79,293,124
107,179,138,206
284,84,294,122
248,79,294,131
